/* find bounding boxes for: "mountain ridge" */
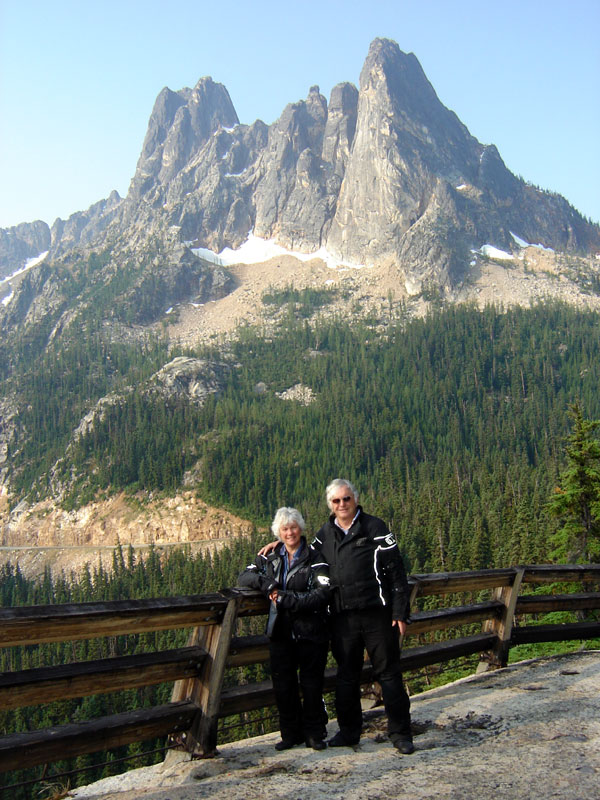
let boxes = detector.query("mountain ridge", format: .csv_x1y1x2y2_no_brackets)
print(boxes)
1,38,598,294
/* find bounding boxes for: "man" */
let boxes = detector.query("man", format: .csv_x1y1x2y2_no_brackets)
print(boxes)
313,478,414,753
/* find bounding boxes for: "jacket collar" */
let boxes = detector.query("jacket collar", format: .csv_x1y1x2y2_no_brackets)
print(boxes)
329,505,364,544
269,536,308,561
329,505,363,537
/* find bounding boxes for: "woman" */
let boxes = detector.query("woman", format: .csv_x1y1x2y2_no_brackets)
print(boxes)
238,507,330,750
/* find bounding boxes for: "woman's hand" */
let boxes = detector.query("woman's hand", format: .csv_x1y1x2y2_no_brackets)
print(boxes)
269,589,279,603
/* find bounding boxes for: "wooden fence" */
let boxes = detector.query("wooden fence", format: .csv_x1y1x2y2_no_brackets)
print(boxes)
0,564,599,775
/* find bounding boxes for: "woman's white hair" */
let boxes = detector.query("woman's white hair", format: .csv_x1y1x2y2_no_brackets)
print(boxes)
271,507,306,539
325,478,359,510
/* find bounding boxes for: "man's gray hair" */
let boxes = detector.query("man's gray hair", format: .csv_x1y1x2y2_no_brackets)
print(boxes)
271,507,306,538
325,479,359,510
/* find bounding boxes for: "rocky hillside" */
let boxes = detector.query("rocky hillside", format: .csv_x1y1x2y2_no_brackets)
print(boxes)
0,490,256,578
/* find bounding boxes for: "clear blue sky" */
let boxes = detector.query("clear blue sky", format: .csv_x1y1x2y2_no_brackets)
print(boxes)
1,0,598,229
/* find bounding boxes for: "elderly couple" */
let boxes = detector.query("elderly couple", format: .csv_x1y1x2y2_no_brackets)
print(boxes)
238,478,414,754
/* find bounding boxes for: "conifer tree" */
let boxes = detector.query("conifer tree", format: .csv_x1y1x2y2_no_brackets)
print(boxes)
546,403,600,563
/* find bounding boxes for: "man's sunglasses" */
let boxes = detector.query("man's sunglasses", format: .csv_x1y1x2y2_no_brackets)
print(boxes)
332,496,352,504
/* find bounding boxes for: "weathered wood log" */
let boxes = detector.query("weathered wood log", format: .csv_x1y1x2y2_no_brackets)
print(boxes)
521,564,600,584
515,593,600,614
409,569,516,595
511,621,600,645
0,646,207,710
219,678,278,716
230,587,270,618
476,569,524,672
0,595,228,647
400,633,498,670
408,564,600,594
188,595,242,755
408,601,503,634
0,702,197,773
227,634,270,667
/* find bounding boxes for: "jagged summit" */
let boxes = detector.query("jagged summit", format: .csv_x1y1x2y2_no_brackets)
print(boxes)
1,37,599,307
131,76,239,197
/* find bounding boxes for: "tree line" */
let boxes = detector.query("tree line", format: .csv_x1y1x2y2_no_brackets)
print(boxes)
4,300,600,573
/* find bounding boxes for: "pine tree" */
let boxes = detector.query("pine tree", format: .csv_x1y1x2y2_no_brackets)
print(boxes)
546,403,600,563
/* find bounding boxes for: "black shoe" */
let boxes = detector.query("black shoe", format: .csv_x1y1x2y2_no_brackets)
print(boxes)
274,739,297,751
392,737,415,754
328,731,359,747
306,736,327,751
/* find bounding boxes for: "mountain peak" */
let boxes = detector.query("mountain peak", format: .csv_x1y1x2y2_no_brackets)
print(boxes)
127,75,239,201
361,37,421,80
2,37,598,311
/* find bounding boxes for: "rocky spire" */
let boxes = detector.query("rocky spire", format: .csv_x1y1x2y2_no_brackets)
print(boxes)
253,85,331,248
325,38,480,267
322,82,358,178
128,78,239,200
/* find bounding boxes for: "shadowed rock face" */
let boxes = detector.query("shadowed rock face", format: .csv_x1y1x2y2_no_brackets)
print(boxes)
69,651,600,800
0,221,51,277
131,79,240,197
327,39,479,266
3,37,597,299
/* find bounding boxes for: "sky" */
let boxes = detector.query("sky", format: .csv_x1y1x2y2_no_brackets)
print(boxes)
1,0,599,229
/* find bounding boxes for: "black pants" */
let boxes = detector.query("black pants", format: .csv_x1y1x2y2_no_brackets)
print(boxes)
269,636,328,742
330,607,411,743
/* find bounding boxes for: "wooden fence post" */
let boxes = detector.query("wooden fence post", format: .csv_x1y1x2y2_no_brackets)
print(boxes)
400,580,422,649
477,568,525,672
170,589,242,756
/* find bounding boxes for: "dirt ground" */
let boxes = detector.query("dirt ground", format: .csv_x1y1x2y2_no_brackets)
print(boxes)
164,248,600,348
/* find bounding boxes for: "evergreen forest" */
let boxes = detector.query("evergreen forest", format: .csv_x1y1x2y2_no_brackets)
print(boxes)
7,299,599,572
2,298,600,796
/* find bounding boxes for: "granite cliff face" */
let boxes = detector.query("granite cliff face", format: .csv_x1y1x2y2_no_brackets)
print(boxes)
2,38,598,308
0,221,51,278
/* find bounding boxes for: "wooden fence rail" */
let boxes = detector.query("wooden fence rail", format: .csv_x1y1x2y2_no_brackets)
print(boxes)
0,564,599,775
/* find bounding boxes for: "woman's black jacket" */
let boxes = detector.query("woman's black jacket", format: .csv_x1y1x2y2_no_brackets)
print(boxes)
237,538,330,643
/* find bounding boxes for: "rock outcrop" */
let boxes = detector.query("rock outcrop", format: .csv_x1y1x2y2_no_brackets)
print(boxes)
0,220,51,277
50,190,123,256
147,357,231,405
0,490,253,549
0,491,256,578
70,651,600,800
